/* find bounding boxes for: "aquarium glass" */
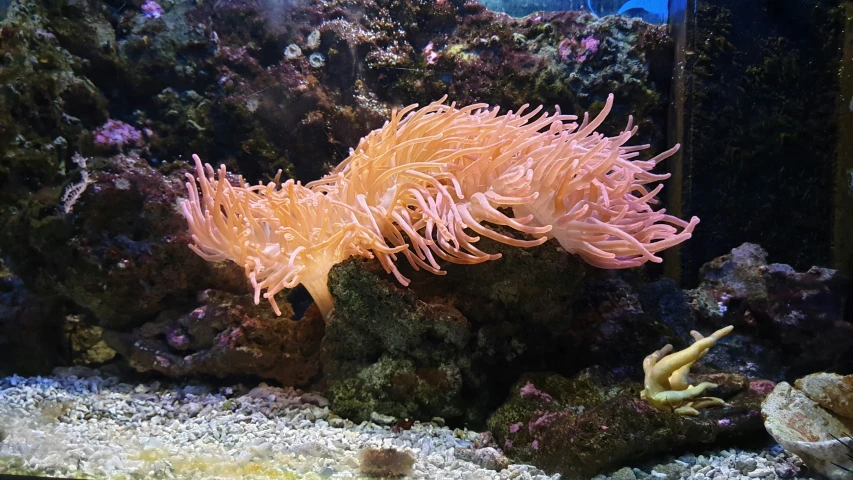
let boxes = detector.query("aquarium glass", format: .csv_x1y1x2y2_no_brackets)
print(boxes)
0,0,851,478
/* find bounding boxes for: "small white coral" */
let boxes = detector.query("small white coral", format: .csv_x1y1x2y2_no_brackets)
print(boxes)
61,171,92,214
306,29,321,50
284,44,302,60
308,52,325,68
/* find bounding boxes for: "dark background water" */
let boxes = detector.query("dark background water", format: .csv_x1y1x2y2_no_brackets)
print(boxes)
676,0,848,282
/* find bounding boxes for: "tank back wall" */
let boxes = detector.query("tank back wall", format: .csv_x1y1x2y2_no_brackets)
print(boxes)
678,0,845,281
834,1,853,277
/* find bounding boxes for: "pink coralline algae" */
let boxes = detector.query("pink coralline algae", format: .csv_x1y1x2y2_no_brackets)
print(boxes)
581,36,600,52
520,381,553,403
141,0,164,19
529,411,559,431
93,120,142,149
558,35,601,62
166,329,190,350
749,379,776,395
422,42,440,65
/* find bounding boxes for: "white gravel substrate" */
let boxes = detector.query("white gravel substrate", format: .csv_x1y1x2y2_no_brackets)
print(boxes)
0,368,818,480
593,447,815,480
0,367,555,479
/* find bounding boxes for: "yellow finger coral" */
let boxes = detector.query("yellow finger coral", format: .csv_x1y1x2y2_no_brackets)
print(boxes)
641,325,734,415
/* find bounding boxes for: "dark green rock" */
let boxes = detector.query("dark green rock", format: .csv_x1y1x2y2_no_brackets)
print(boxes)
0,0,109,197
323,259,475,423
0,155,247,330
487,369,770,479
322,236,588,426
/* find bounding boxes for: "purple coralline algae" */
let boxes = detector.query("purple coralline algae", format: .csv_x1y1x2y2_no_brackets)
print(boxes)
141,0,164,19
93,120,142,149
558,35,601,62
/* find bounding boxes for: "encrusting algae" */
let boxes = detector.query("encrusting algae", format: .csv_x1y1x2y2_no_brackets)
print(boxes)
181,95,699,319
